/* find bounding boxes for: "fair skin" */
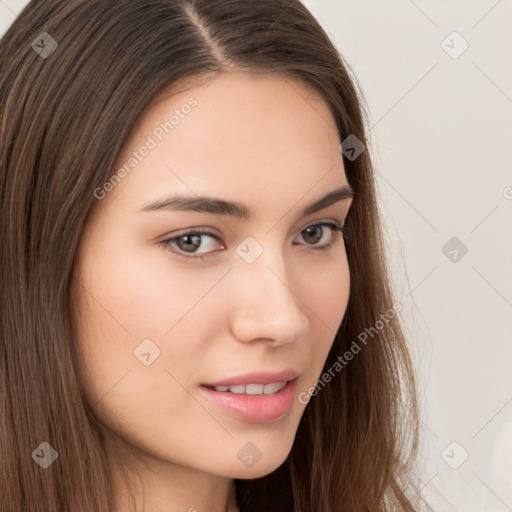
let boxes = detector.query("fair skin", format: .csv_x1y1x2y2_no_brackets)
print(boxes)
73,71,353,512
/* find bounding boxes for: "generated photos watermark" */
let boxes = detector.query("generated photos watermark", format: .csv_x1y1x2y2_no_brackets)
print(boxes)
93,96,198,200
298,301,403,404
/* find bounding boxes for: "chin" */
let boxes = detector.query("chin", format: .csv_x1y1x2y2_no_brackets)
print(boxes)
229,453,290,480
231,466,280,479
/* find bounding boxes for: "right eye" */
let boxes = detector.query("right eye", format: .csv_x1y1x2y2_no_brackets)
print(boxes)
160,228,224,260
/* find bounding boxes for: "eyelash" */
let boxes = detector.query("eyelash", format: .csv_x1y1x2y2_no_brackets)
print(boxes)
159,221,350,261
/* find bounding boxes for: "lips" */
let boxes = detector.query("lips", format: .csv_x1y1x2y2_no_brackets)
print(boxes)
202,368,300,388
199,377,298,422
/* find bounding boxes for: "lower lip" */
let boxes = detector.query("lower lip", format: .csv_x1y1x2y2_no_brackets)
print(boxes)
199,378,297,423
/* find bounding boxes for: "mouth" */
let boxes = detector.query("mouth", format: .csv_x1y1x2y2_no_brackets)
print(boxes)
199,377,298,423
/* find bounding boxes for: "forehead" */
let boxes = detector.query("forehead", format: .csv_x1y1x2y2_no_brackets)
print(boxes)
105,71,347,213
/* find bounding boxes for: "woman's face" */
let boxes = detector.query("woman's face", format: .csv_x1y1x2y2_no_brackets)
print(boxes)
74,71,353,480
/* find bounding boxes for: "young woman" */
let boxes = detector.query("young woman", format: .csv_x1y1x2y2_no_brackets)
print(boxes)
0,1,426,511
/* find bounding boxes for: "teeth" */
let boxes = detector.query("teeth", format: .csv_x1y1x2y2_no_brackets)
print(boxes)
213,381,287,395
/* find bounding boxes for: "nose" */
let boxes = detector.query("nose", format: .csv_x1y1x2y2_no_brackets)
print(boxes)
228,249,310,346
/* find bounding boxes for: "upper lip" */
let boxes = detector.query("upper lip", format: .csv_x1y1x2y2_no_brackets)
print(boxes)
202,369,300,387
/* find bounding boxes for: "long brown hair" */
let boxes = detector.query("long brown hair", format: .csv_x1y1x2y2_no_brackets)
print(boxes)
0,1,426,510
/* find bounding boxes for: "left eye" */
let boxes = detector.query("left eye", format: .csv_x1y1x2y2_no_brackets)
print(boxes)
160,222,346,260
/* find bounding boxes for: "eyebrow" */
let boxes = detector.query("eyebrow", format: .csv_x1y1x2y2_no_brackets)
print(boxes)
138,185,354,220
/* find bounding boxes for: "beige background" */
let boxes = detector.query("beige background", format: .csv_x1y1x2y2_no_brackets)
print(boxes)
1,1,511,510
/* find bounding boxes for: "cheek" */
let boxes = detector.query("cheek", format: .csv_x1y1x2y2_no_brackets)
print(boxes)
76,231,222,340
304,252,350,331
73,260,214,455
73,234,227,409
298,254,350,380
